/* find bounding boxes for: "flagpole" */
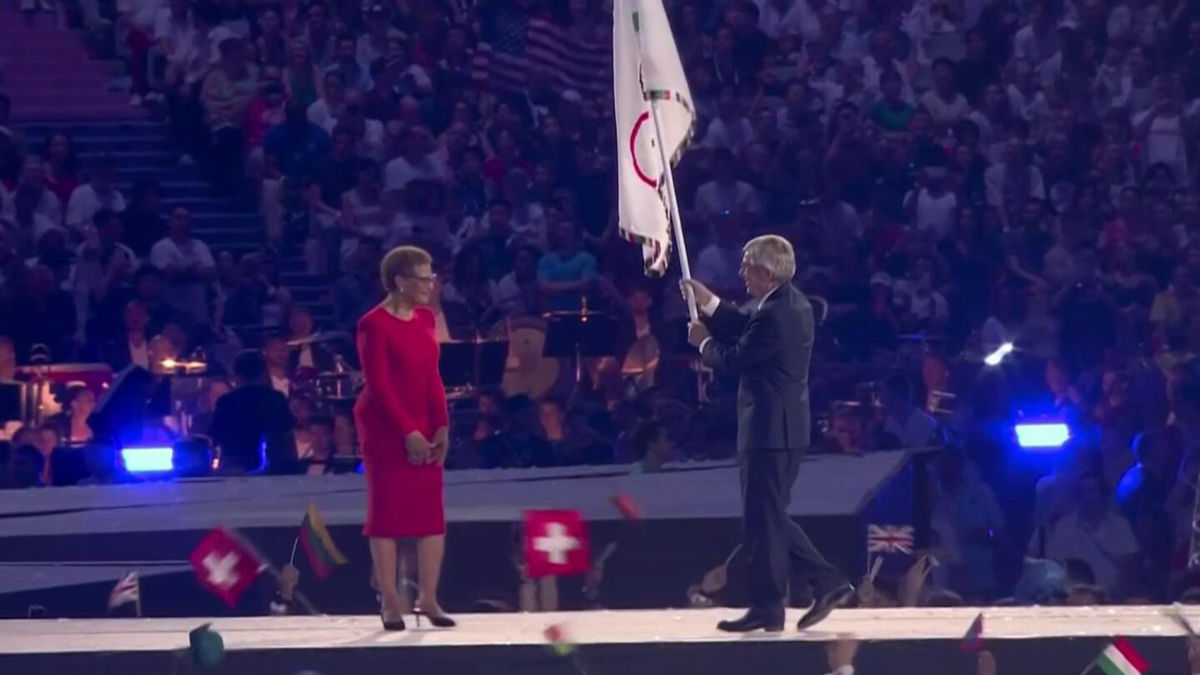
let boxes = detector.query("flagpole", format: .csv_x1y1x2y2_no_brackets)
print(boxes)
647,99,698,322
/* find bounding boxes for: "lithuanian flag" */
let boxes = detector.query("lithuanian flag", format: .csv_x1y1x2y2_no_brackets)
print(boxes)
299,504,348,579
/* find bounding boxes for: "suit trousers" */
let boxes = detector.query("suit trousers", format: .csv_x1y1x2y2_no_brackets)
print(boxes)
740,448,841,612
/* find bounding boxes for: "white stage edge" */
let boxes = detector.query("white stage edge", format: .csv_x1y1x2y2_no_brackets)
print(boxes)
0,606,1195,655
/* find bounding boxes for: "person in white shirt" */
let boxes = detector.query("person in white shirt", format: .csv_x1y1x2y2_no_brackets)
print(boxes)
919,58,971,128
693,147,762,220
306,70,345,131
384,125,451,192
701,89,754,151
1012,4,1060,65
65,156,127,234
904,166,958,240
755,0,821,41
862,29,912,102
1,156,62,226
695,213,746,296
1033,472,1139,592
149,206,216,324
1133,76,1189,183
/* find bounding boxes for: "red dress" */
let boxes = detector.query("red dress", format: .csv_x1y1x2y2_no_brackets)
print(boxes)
354,305,449,538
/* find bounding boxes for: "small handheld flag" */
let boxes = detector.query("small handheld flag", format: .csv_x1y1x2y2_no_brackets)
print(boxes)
1094,637,1147,675
867,524,915,555
544,623,577,657
609,494,642,520
189,528,263,608
524,510,590,578
960,612,984,652
107,572,140,614
298,504,348,579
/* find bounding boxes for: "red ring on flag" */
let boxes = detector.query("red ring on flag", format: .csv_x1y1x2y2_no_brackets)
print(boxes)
629,111,657,188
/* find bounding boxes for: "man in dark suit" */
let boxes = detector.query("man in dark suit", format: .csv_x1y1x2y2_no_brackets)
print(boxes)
210,350,298,475
683,234,851,633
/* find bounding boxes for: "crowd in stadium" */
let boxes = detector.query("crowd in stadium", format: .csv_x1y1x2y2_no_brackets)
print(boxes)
3,0,1200,609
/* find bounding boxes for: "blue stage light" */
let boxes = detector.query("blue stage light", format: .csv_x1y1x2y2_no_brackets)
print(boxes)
121,446,174,473
1014,423,1070,450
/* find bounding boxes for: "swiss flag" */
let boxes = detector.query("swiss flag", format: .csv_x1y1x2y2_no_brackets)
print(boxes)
189,528,264,607
523,510,590,579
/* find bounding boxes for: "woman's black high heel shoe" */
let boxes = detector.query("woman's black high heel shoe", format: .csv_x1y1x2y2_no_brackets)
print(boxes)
381,612,407,631
413,608,456,628
380,603,406,631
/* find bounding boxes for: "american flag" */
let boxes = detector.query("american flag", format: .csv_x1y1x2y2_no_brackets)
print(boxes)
473,14,612,98
866,524,915,555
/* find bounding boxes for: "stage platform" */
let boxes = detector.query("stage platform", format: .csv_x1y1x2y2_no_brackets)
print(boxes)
0,453,926,616
1,606,1196,675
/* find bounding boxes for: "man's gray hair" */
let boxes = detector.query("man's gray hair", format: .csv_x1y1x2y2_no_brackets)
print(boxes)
742,234,796,282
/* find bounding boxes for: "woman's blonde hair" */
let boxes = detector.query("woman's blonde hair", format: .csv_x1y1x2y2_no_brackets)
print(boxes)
380,245,432,293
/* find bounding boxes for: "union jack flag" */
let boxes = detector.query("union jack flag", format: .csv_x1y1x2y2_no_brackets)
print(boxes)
867,524,915,555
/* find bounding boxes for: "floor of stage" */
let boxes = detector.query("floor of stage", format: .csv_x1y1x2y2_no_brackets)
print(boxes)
2,606,1197,674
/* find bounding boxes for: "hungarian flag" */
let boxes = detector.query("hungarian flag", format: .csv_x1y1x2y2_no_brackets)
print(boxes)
613,0,694,275
107,572,140,612
189,528,264,608
1094,638,1147,675
524,510,590,579
299,503,348,579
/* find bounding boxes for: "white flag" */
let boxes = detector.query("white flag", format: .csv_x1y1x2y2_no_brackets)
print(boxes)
613,0,695,275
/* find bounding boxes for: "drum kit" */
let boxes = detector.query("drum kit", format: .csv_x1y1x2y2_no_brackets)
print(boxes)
286,332,363,406
275,302,668,406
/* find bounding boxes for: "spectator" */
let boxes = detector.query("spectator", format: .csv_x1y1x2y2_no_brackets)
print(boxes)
2,156,62,226
306,70,345,132
870,68,916,132
695,212,745,296
121,180,167,258
904,166,959,241
326,33,371,90
83,299,152,370
6,265,77,362
149,206,216,325
701,87,753,151
385,125,450,193
879,373,939,448
282,39,323,110
1035,472,1140,594
40,133,78,206
694,147,761,220
314,126,358,210
65,155,126,235
920,58,972,129
201,36,259,192
1116,429,1173,577
930,450,1006,601
537,222,597,311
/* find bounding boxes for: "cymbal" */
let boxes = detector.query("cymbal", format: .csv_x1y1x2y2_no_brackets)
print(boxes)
287,331,349,347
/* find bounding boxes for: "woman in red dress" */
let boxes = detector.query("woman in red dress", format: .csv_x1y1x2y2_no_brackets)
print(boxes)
354,245,455,631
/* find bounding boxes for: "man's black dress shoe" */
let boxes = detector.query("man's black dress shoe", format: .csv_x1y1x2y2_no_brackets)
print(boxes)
796,583,853,631
716,610,785,633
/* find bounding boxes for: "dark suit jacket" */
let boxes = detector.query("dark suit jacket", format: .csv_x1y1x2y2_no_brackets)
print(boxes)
700,283,813,453
210,385,298,474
